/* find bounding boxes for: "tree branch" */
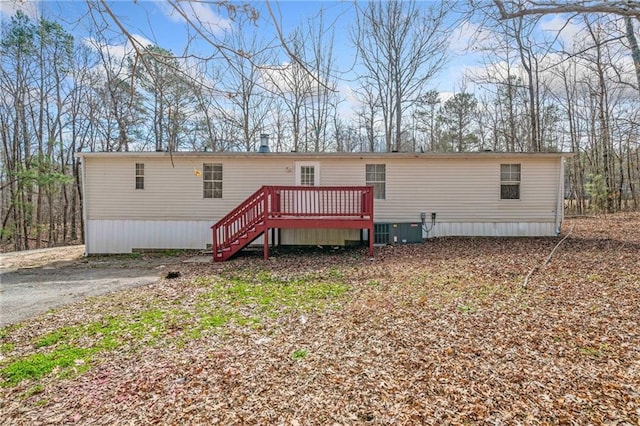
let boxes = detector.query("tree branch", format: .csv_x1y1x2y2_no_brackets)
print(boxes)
493,0,640,19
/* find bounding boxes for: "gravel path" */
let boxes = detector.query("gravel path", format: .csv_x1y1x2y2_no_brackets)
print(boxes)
0,246,175,327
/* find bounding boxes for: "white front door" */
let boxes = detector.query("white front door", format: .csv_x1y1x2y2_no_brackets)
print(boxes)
294,162,320,213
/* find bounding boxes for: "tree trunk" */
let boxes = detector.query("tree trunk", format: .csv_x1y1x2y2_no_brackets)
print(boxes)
625,17,640,96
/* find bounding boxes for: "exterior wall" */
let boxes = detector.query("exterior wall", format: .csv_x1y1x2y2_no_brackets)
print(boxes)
423,221,555,238
81,153,565,253
85,220,360,253
374,157,560,224
83,155,293,221
87,220,212,254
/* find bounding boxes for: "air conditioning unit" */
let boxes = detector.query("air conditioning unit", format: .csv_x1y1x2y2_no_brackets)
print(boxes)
374,223,422,244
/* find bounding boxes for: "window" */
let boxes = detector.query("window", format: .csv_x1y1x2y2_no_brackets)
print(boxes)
135,163,144,190
300,166,315,186
366,164,386,199
203,163,223,199
500,164,521,200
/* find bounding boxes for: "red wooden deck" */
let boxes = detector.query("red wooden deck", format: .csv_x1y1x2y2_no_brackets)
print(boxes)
212,186,374,261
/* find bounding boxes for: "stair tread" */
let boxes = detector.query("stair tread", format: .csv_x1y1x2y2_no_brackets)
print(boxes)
213,218,267,261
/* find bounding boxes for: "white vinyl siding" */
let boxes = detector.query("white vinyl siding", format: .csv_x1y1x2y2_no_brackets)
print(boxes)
87,220,213,253
81,153,565,253
83,156,291,221
84,155,560,223
375,158,558,223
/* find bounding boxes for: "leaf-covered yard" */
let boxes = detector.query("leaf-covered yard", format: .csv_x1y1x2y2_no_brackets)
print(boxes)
1,214,639,424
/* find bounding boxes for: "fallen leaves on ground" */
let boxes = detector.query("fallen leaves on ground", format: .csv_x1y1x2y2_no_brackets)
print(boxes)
1,214,639,425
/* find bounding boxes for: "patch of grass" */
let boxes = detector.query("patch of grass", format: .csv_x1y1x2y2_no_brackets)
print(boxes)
326,266,345,280
291,349,308,360
578,343,609,358
578,346,602,358
1,270,349,387
34,329,68,348
129,309,166,342
202,271,349,316
235,315,261,327
1,312,171,386
21,384,45,399
457,303,476,313
199,311,231,328
1,346,93,386
187,310,234,339
1,342,16,354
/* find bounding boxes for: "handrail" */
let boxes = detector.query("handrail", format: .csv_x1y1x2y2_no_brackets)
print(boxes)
264,186,373,218
212,186,267,252
212,185,374,260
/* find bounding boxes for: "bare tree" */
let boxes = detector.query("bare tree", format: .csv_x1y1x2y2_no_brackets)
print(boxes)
218,18,273,152
352,0,450,152
263,28,312,152
414,90,441,152
354,83,380,152
304,10,339,152
490,0,640,96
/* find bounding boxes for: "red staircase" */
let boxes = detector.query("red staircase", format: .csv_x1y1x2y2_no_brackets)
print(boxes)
211,186,374,262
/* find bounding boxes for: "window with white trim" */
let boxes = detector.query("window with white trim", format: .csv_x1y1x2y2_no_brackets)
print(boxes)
135,163,144,190
366,164,386,199
500,164,521,200
203,163,223,198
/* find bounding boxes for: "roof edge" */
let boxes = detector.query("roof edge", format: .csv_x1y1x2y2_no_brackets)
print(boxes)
76,151,575,159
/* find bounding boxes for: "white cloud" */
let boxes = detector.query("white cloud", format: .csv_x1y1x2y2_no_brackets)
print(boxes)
335,83,359,121
448,21,493,55
155,1,232,36
260,62,332,98
83,33,155,61
82,33,157,82
539,15,583,48
0,0,39,21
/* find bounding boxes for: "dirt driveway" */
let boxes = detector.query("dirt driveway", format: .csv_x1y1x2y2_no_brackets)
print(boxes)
0,246,195,327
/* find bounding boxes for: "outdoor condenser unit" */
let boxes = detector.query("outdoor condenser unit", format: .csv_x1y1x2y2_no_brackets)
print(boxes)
374,223,422,244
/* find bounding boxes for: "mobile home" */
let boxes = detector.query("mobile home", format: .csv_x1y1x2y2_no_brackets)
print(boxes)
77,151,569,257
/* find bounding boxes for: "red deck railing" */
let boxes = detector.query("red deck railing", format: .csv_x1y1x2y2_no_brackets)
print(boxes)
212,186,374,261
267,186,373,218
213,186,267,251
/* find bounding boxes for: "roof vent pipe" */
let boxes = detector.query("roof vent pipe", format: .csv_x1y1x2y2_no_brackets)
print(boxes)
259,134,270,153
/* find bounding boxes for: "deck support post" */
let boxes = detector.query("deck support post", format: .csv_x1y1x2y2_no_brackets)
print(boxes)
263,224,269,260
368,225,374,257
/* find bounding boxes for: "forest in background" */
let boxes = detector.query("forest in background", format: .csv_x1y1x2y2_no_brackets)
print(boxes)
1,0,639,252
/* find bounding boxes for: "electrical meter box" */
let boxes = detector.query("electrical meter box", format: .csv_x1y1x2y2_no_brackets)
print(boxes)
374,223,422,244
